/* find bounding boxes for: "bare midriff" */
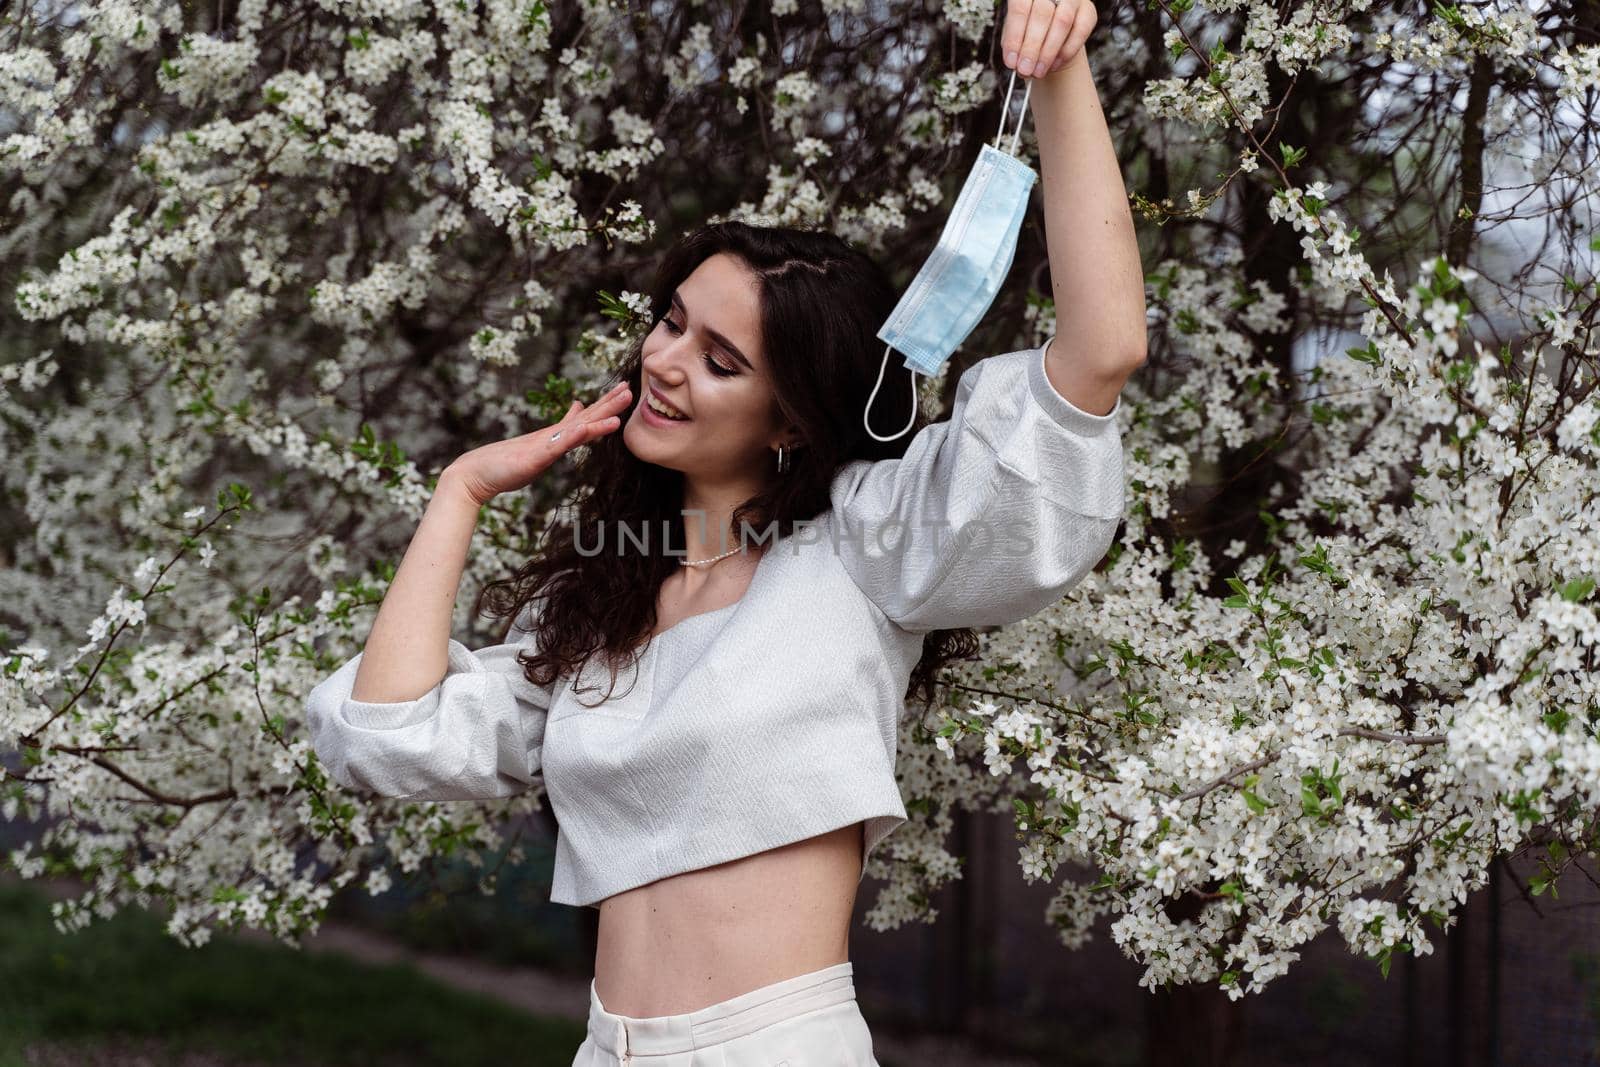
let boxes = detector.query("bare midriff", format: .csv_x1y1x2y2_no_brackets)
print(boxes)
591,820,865,1018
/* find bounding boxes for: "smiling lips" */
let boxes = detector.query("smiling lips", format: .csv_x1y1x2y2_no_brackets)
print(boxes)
646,382,690,420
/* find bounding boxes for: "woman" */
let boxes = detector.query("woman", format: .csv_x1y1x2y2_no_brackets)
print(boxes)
306,4,1144,1064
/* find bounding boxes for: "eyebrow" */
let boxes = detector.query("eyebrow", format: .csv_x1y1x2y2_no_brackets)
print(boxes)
670,290,753,371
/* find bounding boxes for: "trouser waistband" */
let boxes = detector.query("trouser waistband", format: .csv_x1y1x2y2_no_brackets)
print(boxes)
586,961,856,1056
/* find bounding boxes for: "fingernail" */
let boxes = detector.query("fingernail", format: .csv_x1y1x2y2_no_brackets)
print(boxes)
1005,50,1017,67
1019,57,1034,76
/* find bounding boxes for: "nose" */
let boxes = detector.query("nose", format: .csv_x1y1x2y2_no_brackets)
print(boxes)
642,332,699,384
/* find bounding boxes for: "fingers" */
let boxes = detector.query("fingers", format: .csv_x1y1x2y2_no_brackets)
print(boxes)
561,381,629,420
1011,0,1062,78
587,380,632,420
1003,0,1093,77
1032,3,1075,75
553,381,631,443
1060,2,1096,68
546,412,621,453
571,414,621,442
1000,0,1032,70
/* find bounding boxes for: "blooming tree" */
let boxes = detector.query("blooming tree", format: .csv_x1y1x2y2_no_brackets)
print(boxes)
3,0,1597,1002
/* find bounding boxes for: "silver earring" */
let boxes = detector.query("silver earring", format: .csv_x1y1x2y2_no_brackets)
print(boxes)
776,444,790,474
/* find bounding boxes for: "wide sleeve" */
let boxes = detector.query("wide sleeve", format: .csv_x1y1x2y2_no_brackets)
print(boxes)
828,340,1126,634
304,600,556,801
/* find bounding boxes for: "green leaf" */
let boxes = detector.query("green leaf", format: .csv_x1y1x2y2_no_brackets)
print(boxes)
1345,341,1380,365
1559,576,1595,603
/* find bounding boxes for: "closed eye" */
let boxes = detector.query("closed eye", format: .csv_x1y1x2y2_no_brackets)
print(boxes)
663,316,738,377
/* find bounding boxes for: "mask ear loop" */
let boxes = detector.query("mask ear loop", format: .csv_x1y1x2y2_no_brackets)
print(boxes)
863,343,919,442
864,69,1033,445
994,66,1034,156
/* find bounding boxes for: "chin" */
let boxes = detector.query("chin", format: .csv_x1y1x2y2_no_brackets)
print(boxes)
621,416,684,468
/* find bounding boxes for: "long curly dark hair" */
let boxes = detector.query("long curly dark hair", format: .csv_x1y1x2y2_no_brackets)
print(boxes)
476,220,980,713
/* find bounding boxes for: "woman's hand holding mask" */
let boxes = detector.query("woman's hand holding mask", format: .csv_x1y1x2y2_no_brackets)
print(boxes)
1000,0,1097,78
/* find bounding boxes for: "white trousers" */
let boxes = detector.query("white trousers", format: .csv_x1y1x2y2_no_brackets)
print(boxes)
570,961,880,1066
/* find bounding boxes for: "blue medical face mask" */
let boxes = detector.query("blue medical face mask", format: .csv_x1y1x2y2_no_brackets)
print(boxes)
864,68,1039,443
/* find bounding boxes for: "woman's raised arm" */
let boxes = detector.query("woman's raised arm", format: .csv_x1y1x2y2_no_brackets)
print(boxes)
1004,3,1147,415
350,381,632,705
302,382,633,799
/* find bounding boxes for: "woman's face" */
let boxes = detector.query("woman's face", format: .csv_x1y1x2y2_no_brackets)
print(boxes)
624,251,795,485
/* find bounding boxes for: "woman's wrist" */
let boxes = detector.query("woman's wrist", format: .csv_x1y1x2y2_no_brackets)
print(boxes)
1028,46,1092,99
437,465,490,510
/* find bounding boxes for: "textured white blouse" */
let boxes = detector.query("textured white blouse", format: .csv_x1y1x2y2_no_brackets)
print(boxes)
305,338,1126,908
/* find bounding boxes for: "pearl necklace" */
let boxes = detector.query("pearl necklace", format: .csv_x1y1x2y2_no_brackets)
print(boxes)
679,544,749,567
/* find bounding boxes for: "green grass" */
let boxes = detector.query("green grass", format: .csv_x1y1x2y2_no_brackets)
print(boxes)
0,879,587,1067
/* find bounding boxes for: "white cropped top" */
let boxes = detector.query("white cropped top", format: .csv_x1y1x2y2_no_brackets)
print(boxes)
305,338,1126,908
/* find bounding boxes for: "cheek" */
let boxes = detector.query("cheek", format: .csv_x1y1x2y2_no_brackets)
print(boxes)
696,389,770,439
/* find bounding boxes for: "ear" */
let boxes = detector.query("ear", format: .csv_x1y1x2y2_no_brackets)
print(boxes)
769,414,804,451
